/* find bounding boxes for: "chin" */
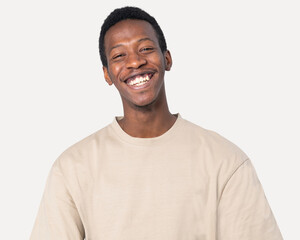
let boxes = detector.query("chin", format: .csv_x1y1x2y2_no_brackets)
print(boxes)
132,98,157,109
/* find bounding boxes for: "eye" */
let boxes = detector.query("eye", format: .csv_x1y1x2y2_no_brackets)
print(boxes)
112,53,125,60
140,47,154,52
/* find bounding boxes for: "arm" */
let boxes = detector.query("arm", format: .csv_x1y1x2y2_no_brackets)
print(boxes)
30,160,85,240
217,159,283,240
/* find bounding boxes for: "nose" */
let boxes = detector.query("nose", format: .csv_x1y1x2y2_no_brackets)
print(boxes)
125,52,147,69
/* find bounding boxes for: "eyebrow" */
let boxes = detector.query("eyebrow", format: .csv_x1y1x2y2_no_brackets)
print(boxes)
137,37,155,43
109,38,155,53
110,44,123,52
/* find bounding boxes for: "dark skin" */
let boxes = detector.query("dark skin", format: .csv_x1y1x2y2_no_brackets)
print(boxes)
103,19,177,138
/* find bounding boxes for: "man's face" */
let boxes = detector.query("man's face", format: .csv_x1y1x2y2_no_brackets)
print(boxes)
103,19,172,108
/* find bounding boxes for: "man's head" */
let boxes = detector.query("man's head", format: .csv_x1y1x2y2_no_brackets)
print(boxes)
99,6,167,68
99,7,172,109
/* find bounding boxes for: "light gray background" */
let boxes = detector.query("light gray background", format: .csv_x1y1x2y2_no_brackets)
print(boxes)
0,0,299,239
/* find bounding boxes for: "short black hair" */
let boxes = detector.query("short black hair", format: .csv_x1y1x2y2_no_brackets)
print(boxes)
99,6,167,67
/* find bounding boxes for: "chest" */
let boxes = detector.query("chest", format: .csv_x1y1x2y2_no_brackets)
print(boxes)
78,150,217,239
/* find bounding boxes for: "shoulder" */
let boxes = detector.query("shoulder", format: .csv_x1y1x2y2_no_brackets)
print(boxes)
183,118,248,157
53,123,111,173
181,117,249,169
181,117,250,195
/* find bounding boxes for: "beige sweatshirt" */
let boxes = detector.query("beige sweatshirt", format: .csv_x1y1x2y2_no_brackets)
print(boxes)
30,113,283,240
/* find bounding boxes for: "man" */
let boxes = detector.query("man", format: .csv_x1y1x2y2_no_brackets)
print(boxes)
30,6,283,240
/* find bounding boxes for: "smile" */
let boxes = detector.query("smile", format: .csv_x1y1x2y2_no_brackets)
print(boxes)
125,73,154,88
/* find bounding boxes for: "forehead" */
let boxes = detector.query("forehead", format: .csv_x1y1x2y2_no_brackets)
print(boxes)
104,19,158,50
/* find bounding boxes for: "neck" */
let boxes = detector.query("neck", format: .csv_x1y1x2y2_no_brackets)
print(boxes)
117,86,177,138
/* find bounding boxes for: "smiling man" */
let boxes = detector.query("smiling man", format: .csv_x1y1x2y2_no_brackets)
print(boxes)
101,11,175,138
30,6,283,240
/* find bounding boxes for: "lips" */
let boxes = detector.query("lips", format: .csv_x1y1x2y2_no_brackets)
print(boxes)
124,72,154,84
124,72,155,90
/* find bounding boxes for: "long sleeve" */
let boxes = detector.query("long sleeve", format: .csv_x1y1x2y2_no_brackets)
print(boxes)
30,160,85,240
217,159,283,240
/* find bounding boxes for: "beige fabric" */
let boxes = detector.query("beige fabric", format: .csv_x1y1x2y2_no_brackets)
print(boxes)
30,113,283,240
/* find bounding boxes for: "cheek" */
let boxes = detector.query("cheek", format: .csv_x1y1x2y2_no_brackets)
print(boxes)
151,54,165,69
108,64,122,81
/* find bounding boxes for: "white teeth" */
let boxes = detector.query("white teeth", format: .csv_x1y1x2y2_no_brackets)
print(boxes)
135,81,147,86
127,74,150,86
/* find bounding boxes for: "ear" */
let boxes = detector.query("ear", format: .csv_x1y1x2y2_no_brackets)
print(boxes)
164,50,172,71
102,66,113,86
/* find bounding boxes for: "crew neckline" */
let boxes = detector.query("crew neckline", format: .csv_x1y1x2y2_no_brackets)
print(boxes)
109,113,183,146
